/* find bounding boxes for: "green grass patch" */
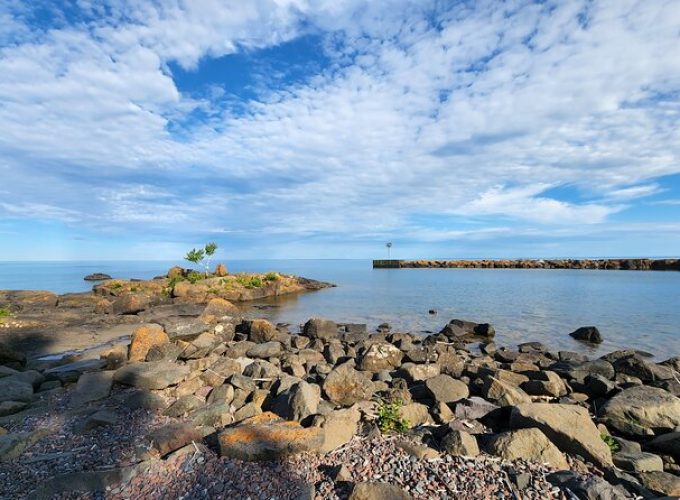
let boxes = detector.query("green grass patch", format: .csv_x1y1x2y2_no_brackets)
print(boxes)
186,271,204,284
601,434,621,453
235,275,264,289
0,307,11,318
377,400,409,434
264,272,279,282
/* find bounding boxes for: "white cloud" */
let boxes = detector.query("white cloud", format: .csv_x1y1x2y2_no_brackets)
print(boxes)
0,0,679,256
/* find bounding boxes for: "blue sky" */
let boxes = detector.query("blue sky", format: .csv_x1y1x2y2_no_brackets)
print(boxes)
1,0,679,261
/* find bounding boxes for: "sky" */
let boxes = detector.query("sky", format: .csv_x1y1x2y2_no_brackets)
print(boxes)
1,0,679,261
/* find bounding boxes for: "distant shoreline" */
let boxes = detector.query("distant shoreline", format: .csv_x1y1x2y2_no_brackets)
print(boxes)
373,258,680,271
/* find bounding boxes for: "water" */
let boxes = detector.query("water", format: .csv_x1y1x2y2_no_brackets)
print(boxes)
1,259,679,358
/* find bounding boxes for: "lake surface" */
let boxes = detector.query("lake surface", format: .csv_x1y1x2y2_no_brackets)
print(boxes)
1,259,679,358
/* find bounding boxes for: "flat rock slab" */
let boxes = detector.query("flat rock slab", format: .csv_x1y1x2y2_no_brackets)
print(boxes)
487,428,568,469
71,371,114,404
0,429,50,462
218,411,323,461
114,361,190,390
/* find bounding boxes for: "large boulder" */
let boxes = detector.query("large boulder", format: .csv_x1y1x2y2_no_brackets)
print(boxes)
482,377,531,407
218,412,323,461
71,371,114,404
510,403,612,467
0,378,33,403
397,362,441,382
357,343,403,372
303,318,339,341
128,324,169,362
113,361,190,390
0,342,26,368
599,386,680,436
487,428,569,469
424,374,469,403
638,471,680,497
440,429,479,456
149,422,202,457
440,319,495,341
245,319,277,343
569,326,602,344
271,381,320,421
199,298,239,323
111,294,150,315
323,361,374,406
313,406,361,453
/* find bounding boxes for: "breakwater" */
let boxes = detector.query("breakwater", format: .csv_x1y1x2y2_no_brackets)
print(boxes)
373,258,680,270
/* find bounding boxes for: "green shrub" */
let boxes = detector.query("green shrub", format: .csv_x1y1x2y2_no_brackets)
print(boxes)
264,272,279,282
167,275,186,288
377,400,409,434
0,307,11,318
110,282,123,290
186,271,204,284
601,434,621,453
235,275,264,289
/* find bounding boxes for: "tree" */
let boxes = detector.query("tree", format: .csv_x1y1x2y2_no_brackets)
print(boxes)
386,242,392,259
185,242,218,277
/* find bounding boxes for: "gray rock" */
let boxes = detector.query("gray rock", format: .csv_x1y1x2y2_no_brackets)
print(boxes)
397,362,441,382
569,326,603,344
0,401,27,417
303,318,339,341
425,374,469,403
246,341,282,359
440,319,495,341
323,361,374,406
149,422,202,457
0,429,49,462
113,361,190,390
357,343,403,372
613,451,664,472
637,471,680,497
313,406,361,453
482,376,531,406
599,386,680,436
440,429,479,457
0,378,33,403
547,472,628,500
164,395,204,417
487,428,568,469
349,482,412,500
77,410,117,433
71,371,114,405
455,397,500,420
647,431,680,460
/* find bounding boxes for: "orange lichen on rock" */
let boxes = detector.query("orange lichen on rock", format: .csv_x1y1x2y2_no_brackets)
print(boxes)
128,324,169,362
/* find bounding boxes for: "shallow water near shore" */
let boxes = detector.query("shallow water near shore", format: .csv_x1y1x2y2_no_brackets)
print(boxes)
1,259,679,358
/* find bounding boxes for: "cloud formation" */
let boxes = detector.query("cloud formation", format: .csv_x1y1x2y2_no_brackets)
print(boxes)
1,0,679,259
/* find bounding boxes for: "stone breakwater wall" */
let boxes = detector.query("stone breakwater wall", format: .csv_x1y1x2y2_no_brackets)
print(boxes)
373,258,680,271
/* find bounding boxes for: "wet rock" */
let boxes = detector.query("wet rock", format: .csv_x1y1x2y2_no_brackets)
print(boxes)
569,326,603,344
487,428,569,469
323,361,374,406
613,451,664,472
349,481,412,500
440,429,479,457
150,422,202,457
358,343,403,372
71,371,114,404
425,374,469,403
599,386,680,436
303,318,339,341
510,403,613,466
114,361,190,390
440,319,495,341
218,412,324,461
128,324,170,362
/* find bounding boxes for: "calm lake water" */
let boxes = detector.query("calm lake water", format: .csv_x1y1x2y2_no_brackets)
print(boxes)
1,259,679,358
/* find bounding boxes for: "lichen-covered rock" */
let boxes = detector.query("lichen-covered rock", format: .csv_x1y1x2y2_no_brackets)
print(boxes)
358,343,403,372
218,412,323,461
313,406,361,453
128,324,169,362
487,428,568,469
246,319,277,343
199,297,239,323
599,386,680,436
510,403,612,467
323,361,374,406
398,362,441,382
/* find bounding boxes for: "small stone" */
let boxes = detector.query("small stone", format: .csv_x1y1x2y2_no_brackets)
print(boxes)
440,430,479,457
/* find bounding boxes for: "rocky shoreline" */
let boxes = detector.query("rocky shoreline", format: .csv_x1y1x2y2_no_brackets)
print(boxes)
1,268,679,499
373,258,680,271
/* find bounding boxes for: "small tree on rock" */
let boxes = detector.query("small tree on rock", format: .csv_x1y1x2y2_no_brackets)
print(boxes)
185,242,218,277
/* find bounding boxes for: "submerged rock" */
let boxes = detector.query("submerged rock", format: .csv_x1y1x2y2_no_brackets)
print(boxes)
569,326,602,344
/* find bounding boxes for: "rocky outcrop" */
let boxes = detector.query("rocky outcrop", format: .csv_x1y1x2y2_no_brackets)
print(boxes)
84,273,112,281
375,258,680,271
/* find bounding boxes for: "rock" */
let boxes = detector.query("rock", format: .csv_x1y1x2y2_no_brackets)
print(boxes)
648,431,680,460
303,318,339,341
114,361,190,390
398,362,441,382
0,378,33,403
0,342,26,367
332,464,352,482
399,402,433,428
71,371,114,404
440,319,495,341
273,381,320,421
440,429,479,456
247,342,282,359
77,410,117,433
243,359,280,379
520,371,567,397
395,440,440,460
84,273,112,281
613,451,664,472
487,428,569,469
613,354,674,382
569,326,602,344
112,294,150,315
199,297,239,323
190,402,234,427
128,324,169,362
455,397,500,420
245,319,277,343
425,374,469,403
149,422,202,457
547,472,629,500
599,386,680,436
358,343,403,372
124,390,167,410
313,406,361,453
214,263,228,277
164,395,204,417
218,412,323,460
349,482,412,500
234,402,263,422
510,403,613,467
0,401,27,416
180,332,220,359
0,429,49,462
638,471,680,496
482,377,531,406
583,374,616,398
323,361,374,406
